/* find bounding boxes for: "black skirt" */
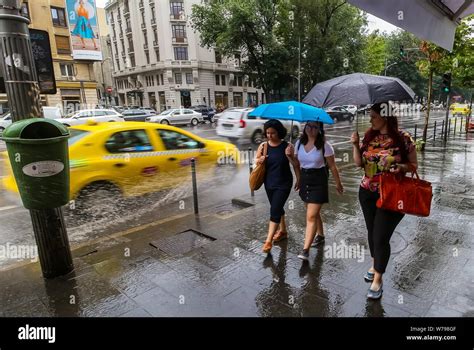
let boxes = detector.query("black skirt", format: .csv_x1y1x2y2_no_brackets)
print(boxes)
299,168,329,204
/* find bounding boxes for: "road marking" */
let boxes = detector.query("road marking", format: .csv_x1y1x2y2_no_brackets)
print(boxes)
0,205,18,211
331,140,352,146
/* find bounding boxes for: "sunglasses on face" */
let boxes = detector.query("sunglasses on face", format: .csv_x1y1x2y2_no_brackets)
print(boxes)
305,124,320,129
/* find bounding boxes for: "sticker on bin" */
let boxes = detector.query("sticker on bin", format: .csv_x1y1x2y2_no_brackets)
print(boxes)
22,161,65,177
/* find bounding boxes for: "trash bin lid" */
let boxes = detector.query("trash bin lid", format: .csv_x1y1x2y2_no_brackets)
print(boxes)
1,118,69,144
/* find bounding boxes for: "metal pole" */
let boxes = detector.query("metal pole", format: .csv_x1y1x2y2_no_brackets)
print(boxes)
433,121,436,142
414,124,417,141
459,116,463,134
298,36,301,102
0,0,73,278
441,119,445,139
191,158,199,214
443,93,450,143
248,147,254,197
454,117,457,135
448,118,451,136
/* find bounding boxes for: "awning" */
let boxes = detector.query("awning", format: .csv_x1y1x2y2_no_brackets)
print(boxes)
348,0,474,51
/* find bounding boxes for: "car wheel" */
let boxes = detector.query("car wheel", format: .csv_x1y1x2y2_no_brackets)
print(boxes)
191,118,199,126
209,116,215,124
160,120,169,125
63,124,70,127
73,182,122,220
252,130,264,145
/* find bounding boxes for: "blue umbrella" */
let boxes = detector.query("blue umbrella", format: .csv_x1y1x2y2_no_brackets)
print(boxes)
249,101,334,124
249,101,333,142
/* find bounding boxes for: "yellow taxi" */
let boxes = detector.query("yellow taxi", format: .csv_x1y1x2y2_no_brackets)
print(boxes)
450,103,471,116
2,121,239,202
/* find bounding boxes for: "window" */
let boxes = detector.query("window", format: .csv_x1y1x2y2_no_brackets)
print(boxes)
170,1,184,18
155,49,160,61
237,76,243,87
130,54,135,67
55,35,71,54
215,75,220,86
158,130,201,150
234,53,241,67
172,25,186,40
20,1,29,19
215,51,222,64
186,73,193,85
221,75,226,85
160,74,164,85
153,30,158,42
60,63,74,77
145,52,150,64
105,130,153,153
51,7,67,27
174,47,188,60
175,73,182,84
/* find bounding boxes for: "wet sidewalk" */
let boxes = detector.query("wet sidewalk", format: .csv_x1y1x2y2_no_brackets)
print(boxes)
0,134,473,317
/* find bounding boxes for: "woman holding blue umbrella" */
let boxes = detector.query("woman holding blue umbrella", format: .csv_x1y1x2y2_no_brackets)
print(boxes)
258,120,300,254
292,121,344,261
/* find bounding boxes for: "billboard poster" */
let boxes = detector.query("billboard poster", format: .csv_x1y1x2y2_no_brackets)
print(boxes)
66,0,103,61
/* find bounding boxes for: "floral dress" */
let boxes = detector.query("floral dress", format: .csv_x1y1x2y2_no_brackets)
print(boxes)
360,130,415,192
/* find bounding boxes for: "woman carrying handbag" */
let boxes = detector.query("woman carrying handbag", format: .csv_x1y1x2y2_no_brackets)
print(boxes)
352,103,418,300
255,120,300,254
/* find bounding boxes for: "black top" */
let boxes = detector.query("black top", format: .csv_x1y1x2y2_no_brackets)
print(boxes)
264,141,293,190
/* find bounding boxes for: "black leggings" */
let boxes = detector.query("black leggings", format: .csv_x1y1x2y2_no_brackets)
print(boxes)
358,187,404,274
265,187,291,224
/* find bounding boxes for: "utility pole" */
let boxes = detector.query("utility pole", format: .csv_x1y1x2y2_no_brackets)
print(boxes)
0,0,73,278
298,36,301,102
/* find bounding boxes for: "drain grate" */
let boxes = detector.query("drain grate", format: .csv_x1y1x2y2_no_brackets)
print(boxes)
149,229,216,256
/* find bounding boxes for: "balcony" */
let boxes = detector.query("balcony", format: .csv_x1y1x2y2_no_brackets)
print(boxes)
124,8,130,17
141,23,146,29
128,47,134,54
125,27,132,35
144,44,149,50
151,18,157,26
121,52,126,58
149,0,154,5
119,32,123,39
170,11,186,21
153,40,159,47
139,0,144,9
172,37,187,44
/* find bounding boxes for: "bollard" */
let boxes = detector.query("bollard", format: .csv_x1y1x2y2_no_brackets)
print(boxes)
414,125,417,141
460,117,463,133
448,118,451,136
454,117,457,135
433,121,437,142
191,158,199,214
248,147,254,197
441,120,445,139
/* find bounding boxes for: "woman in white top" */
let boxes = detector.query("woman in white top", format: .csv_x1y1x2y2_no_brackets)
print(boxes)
289,121,344,261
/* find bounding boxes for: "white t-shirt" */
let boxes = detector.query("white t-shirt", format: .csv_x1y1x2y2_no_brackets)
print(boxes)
295,140,334,169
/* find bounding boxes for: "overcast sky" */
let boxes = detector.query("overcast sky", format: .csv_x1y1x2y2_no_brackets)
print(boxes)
95,0,397,34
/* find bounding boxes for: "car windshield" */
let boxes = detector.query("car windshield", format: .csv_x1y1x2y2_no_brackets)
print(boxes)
68,129,90,146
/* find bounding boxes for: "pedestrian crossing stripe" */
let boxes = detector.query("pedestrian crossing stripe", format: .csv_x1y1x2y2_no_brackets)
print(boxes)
102,148,209,160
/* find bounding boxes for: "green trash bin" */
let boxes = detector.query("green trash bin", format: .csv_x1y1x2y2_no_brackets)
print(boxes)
1,118,70,210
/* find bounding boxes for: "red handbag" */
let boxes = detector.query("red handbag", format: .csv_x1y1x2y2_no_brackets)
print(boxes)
376,170,432,217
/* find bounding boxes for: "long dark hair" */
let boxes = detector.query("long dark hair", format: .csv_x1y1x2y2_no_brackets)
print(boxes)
361,103,407,161
299,122,325,150
264,119,287,139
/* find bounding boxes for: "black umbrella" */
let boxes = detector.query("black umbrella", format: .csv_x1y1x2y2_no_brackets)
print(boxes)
303,73,416,107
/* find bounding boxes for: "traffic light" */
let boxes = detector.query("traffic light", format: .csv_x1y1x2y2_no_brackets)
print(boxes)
442,73,452,93
399,45,405,57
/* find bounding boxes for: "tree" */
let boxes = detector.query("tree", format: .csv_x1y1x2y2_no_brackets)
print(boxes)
190,0,292,101
363,31,387,75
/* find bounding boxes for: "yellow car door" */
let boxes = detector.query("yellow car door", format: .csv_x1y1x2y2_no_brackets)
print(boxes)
102,128,160,196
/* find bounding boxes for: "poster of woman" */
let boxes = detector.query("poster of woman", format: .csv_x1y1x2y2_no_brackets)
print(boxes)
66,0,103,61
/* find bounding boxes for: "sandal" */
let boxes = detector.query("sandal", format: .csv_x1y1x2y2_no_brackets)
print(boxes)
262,241,272,254
273,230,288,242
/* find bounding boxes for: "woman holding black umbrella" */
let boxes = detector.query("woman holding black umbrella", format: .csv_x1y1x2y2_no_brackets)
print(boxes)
351,103,417,300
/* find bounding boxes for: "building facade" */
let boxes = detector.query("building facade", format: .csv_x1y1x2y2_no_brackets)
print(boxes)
0,0,100,113
105,0,263,111
93,7,116,107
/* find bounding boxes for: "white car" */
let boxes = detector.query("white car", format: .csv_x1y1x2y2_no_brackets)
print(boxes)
56,109,124,127
216,108,301,144
145,108,203,126
342,105,358,115
0,113,11,134
0,106,63,133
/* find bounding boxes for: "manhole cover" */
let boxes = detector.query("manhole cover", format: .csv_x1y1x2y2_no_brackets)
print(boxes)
150,230,215,256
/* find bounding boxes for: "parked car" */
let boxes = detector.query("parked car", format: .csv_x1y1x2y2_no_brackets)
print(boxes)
342,105,357,115
2,121,239,214
325,106,354,123
139,107,157,114
190,105,216,123
122,109,156,122
216,108,301,145
0,106,63,133
145,109,203,126
57,109,124,127
467,117,474,132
